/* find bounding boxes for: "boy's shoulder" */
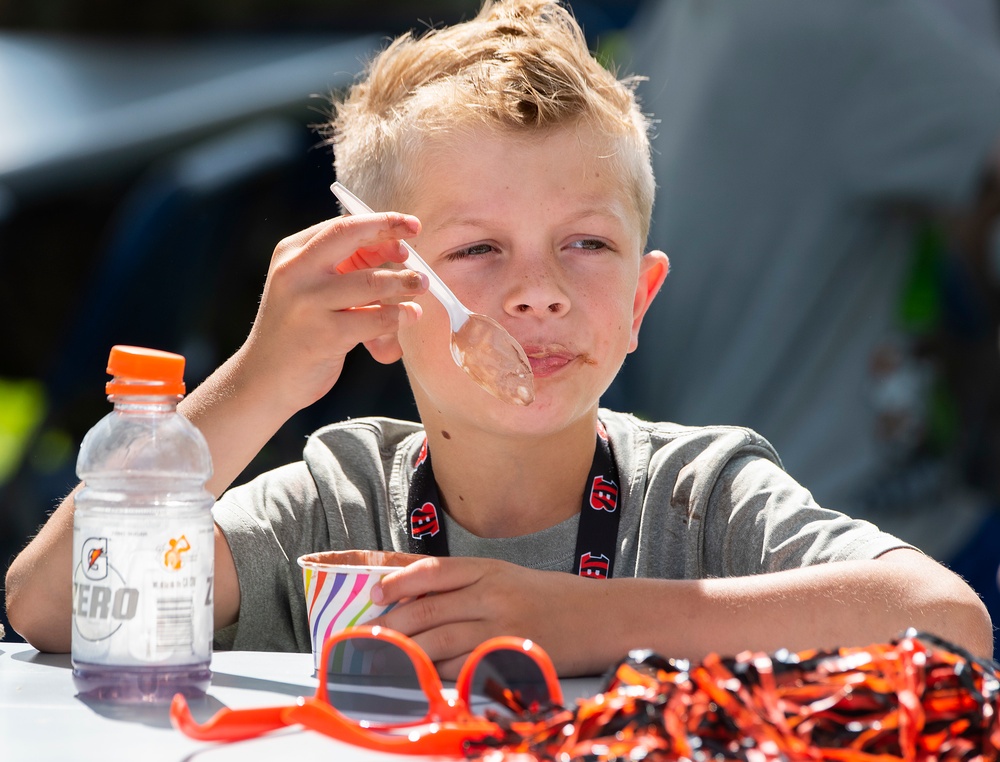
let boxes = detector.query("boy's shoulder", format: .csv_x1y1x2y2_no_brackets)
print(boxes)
303,416,424,467
600,409,783,470
601,410,789,518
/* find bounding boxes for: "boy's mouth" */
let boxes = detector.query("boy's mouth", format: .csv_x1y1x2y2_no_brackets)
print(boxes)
523,344,595,377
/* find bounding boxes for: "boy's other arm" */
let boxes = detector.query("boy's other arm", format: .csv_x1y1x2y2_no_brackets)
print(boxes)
374,548,991,677
4,489,241,651
589,548,991,670
4,487,78,652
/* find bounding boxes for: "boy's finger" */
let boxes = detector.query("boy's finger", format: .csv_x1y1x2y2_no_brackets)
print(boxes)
372,557,475,606
336,241,411,274
303,213,421,271
318,268,428,312
330,303,422,348
373,589,482,652
405,622,487,676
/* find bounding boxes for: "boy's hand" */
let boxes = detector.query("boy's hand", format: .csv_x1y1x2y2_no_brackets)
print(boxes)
179,210,429,499
371,556,602,678
241,212,428,416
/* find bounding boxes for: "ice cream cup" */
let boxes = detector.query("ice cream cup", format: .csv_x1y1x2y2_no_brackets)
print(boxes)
297,549,423,672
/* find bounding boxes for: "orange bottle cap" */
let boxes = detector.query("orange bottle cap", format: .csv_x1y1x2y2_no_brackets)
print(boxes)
105,345,186,398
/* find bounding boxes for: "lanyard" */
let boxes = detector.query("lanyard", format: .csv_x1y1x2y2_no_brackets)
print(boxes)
405,421,622,579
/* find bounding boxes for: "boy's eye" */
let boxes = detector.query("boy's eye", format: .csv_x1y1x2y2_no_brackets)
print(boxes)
447,243,496,260
568,239,609,251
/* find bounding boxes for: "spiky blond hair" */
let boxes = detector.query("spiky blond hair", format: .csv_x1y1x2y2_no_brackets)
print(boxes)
326,0,654,242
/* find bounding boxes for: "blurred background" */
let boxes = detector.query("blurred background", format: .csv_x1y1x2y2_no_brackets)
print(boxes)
0,0,642,642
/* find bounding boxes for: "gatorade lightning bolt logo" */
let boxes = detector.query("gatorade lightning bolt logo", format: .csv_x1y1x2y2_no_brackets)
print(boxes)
410,502,440,539
578,552,610,579
589,475,618,512
82,537,108,580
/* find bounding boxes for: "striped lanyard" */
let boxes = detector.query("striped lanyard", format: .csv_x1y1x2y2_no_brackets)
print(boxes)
405,422,622,579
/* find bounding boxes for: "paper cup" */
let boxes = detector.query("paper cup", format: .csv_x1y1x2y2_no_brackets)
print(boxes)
298,550,423,671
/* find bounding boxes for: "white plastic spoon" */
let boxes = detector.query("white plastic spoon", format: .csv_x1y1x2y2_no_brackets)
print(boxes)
331,182,534,406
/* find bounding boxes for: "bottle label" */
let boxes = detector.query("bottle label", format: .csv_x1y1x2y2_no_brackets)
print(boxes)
71,513,214,667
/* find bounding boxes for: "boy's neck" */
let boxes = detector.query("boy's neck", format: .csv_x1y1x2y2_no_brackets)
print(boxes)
421,412,600,539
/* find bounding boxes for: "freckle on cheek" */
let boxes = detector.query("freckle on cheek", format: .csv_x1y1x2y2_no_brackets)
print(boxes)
442,430,451,440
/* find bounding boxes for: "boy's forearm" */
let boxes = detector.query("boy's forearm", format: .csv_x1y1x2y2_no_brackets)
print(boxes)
7,491,240,650
178,348,298,497
4,489,78,652
565,549,991,674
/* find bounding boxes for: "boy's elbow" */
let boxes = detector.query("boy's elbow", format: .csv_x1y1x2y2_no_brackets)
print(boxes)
879,549,993,661
929,571,994,661
950,588,994,662
5,561,71,653
918,562,992,660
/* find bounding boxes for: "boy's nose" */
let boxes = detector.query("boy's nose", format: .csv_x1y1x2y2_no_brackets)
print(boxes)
513,300,565,314
503,265,571,317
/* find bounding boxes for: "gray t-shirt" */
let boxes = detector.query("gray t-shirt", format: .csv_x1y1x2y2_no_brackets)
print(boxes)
213,410,910,652
611,0,1000,558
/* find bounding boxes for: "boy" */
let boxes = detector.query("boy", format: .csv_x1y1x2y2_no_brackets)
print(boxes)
5,0,992,677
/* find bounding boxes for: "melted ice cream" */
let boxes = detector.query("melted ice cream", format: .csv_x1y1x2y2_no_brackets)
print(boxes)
450,314,534,406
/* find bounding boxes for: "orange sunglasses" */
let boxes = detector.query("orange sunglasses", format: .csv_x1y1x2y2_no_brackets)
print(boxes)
171,625,564,756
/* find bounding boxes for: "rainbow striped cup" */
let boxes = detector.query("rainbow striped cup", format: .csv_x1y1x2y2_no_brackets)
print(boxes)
297,549,424,671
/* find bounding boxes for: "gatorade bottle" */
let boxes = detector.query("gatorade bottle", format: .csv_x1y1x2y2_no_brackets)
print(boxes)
72,345,214,702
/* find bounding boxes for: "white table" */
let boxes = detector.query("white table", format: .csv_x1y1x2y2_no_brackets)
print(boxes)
0,643,604,761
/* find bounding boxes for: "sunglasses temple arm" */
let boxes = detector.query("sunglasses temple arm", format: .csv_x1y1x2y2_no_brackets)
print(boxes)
170,694,290,743
545,668,565,707
283,699,498,756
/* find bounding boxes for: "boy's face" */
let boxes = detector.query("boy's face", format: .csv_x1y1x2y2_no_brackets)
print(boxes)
372,124,668,435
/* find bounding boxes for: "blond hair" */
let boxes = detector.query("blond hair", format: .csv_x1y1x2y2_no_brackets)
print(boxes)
326,0,654,241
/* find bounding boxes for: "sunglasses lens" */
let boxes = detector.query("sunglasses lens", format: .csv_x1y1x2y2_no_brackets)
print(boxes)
467,647,553,718
324,637,430,724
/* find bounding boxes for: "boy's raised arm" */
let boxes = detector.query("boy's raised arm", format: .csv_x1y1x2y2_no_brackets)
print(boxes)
179,213,425,495
5,212,428,651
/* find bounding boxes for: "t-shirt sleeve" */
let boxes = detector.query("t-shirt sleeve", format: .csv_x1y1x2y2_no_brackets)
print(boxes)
702,454,915,578
831,0,1000,206
212,461,328,652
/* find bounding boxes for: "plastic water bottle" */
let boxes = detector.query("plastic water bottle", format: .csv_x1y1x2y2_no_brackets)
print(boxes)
72,345,214,702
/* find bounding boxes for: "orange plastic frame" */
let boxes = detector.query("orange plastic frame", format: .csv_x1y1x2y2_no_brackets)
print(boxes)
171,624,563,756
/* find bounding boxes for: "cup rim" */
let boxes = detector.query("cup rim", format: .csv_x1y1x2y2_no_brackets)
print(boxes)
298,561,400,574
297,549,423,571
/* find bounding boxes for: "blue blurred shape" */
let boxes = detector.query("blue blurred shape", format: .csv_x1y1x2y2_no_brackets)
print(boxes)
0,32,379,200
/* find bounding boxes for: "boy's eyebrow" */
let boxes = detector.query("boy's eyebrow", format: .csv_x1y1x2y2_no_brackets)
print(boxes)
428,214,493,232
429,207,623,233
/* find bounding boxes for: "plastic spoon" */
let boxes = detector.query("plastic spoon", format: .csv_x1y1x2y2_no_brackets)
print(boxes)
331,182,534,406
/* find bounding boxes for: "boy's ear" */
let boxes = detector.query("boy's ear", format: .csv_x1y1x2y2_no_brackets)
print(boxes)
628,250,670,353
364,334,405,365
